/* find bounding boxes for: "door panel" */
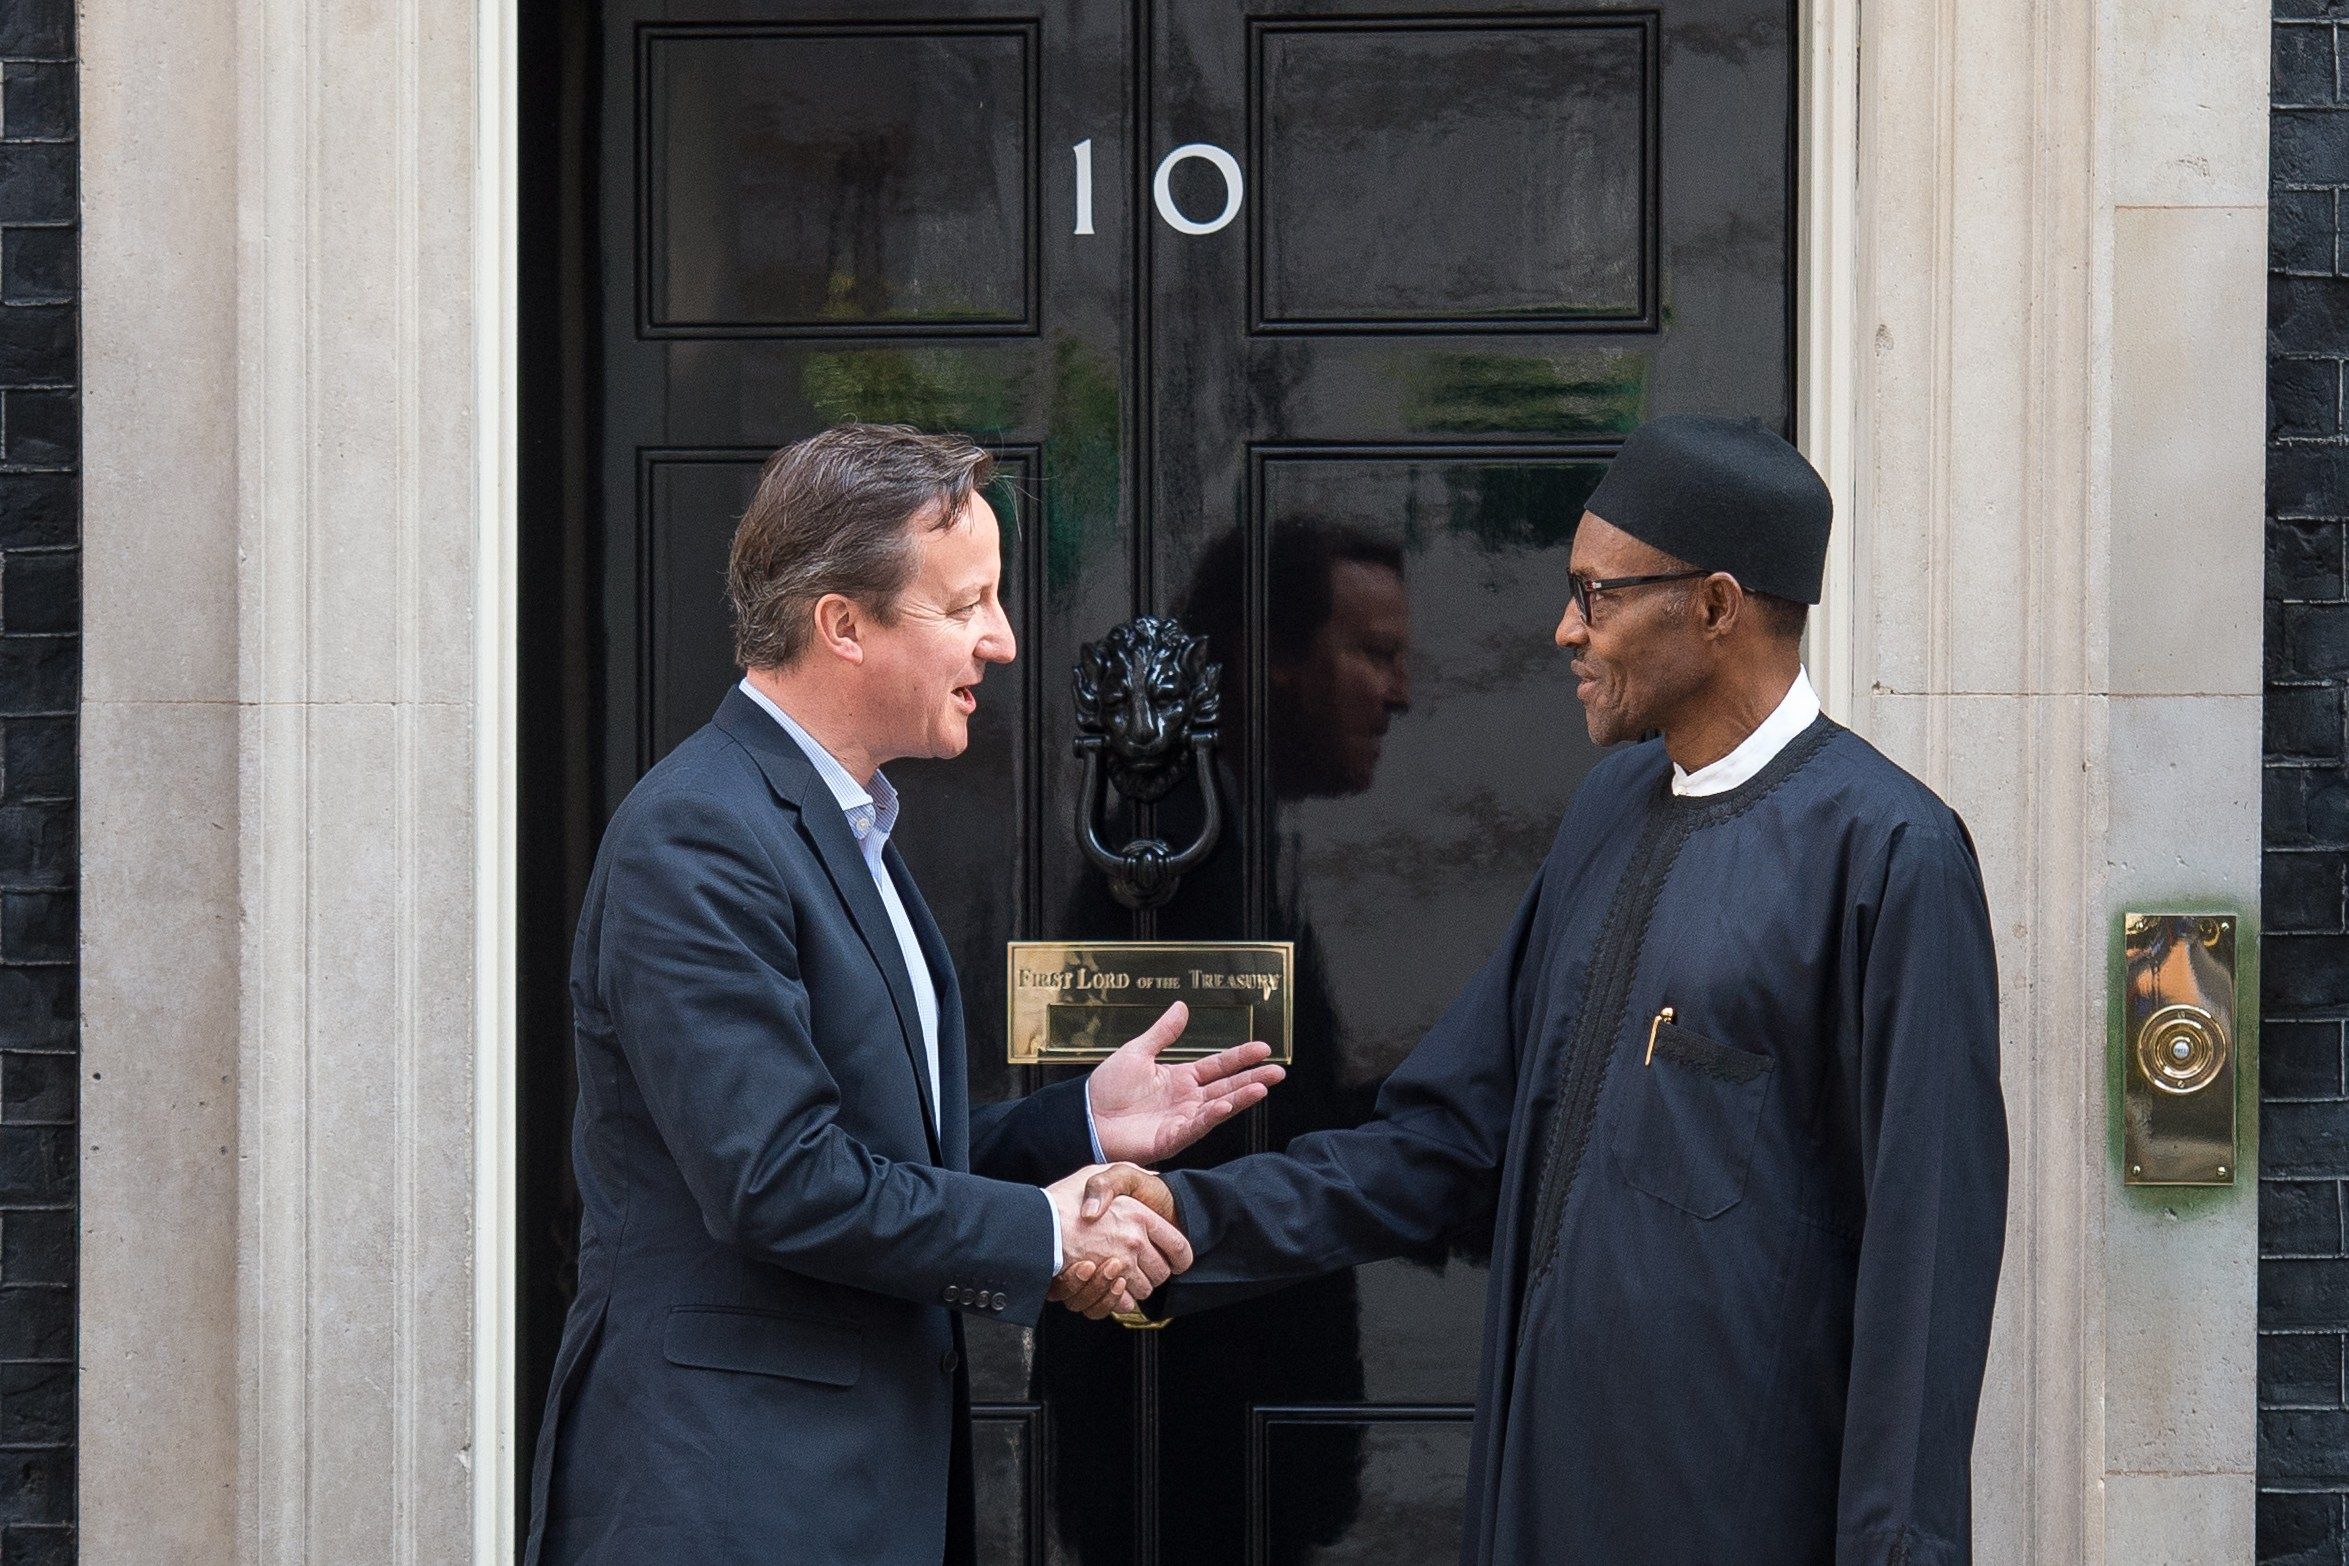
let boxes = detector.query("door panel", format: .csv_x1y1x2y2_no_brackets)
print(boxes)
522,2,1793,1559
644,23,1040,333
1251,16,1653,330
1257,1412,1475,1561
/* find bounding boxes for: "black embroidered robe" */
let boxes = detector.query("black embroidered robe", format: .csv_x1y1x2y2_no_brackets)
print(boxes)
1160,716,2010,1566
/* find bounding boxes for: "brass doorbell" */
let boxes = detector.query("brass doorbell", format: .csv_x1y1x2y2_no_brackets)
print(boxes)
2121,913,2239,1187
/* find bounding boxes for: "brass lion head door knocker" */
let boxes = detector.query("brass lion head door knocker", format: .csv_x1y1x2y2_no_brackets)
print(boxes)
1071,615,1224,910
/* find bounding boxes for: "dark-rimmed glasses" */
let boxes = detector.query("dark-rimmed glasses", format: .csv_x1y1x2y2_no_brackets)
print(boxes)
1567,568,1711,625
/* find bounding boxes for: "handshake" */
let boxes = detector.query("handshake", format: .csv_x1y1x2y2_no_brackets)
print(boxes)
1043,1163,1191,1319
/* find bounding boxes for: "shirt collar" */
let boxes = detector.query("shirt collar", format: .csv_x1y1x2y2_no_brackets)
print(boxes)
736,676,899,843
1671,666,1822,798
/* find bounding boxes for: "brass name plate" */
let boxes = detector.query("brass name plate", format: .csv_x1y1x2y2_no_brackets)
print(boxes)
1007,941,1293,1065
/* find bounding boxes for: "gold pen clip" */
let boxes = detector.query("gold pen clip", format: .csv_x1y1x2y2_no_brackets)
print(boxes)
1645,1005,1675,1066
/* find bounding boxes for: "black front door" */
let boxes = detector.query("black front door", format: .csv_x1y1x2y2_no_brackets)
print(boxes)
519,3,1793,1559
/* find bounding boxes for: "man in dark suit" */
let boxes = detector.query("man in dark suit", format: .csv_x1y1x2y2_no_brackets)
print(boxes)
526,424,1285,1565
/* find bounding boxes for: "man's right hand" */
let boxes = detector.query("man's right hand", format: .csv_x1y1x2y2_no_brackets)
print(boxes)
1044,1163,1190,1320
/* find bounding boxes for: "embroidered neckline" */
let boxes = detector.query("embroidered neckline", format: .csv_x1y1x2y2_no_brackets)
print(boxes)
1658,712,1840,823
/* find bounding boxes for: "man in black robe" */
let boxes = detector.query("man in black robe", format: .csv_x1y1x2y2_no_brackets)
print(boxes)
1108,416,2010,1565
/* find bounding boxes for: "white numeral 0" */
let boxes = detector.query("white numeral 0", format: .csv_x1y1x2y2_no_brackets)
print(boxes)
1152,142,1243,236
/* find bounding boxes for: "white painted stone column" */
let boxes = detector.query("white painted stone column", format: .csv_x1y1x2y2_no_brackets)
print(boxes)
1843,0,2268,1559
82,0,485,1561
2095,1,2270,1555
80,2,243,1551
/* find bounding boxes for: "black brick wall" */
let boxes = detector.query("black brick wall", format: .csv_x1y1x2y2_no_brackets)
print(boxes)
0,1,74,1560
2264,6,2349,1564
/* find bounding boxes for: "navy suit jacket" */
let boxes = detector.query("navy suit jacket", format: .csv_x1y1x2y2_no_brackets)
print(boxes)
526,687,1092,1566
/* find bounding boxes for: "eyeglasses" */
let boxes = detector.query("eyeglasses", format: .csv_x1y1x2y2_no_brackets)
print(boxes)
1567,568,1711,625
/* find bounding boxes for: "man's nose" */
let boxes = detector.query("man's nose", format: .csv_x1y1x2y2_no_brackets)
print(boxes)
1554,605,1588,648
980,602,1017,664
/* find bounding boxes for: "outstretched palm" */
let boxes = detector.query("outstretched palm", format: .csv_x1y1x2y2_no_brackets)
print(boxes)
1087,1002,1287,1164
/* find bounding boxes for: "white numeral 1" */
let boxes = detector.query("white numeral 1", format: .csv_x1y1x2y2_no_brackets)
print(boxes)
1073,138,1095,237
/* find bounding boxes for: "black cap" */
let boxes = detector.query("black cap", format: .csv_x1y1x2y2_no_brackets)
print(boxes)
1582,415,1833,604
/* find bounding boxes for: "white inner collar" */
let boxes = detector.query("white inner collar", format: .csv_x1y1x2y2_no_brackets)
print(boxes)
1670,666,1821,798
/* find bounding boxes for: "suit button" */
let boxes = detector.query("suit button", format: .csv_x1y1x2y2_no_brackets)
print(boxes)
942,1285,959,1304
990,1292,1008,1311
940,1349,961,1375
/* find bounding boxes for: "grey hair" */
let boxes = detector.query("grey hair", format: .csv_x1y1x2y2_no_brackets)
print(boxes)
727,423,995,668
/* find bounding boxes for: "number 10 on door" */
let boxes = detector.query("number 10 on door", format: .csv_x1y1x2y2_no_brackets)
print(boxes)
1073,139,1244,238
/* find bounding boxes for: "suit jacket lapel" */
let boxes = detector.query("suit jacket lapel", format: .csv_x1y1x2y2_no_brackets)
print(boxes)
888,841,970,1172
714,689,943,1156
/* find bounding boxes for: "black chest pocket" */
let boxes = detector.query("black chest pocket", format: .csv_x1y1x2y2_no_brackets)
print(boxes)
1612,1020,1774,1219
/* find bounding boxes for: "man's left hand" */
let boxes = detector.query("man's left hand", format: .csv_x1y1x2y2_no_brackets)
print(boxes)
1087,1002,1286,1164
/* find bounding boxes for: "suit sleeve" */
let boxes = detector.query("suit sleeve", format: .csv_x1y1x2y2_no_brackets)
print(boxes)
1835,825,2010,1566
594,785,1062,1325
968,1075,1094,1187
1153,872,1544,1314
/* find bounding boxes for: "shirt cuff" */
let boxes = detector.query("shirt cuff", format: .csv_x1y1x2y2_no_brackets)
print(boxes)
1085,1080,1106,1164
1042,1187,1063,1273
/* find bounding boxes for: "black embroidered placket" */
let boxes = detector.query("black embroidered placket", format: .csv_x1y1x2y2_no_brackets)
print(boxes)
1522,806,1695,1286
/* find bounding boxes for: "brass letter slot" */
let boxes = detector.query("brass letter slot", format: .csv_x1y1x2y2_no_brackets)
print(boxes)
2121,913,2239,1187
1048,1002,1258,1057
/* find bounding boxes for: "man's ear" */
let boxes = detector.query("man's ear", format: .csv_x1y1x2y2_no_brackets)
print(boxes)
1699,573,1744,640
810,593,866,665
